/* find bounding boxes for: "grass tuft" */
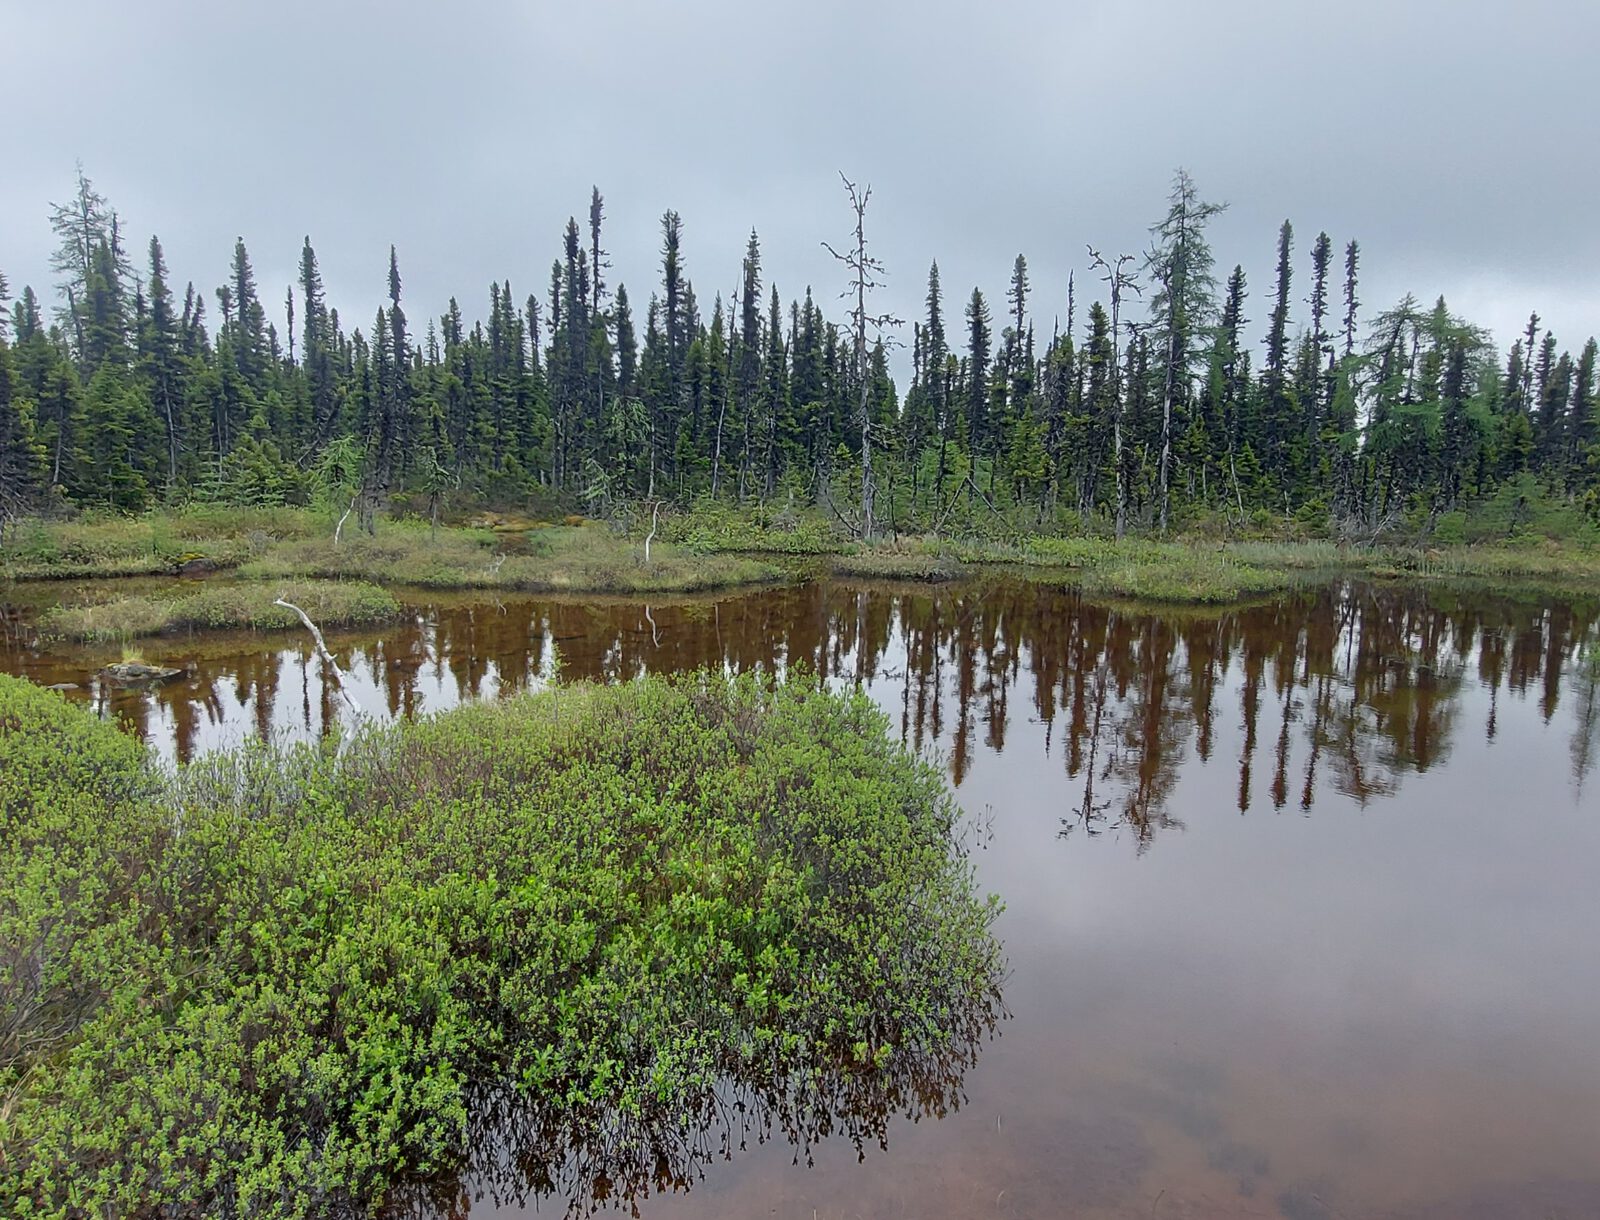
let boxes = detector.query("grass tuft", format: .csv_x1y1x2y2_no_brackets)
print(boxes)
37,580,402,642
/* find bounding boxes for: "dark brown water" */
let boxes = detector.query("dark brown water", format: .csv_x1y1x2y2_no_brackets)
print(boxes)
4,577,1599,1219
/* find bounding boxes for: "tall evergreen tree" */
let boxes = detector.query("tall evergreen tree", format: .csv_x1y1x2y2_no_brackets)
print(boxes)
138,236,184,493
964,287,991,457
1144,170,1224,530
1341,239,1361,358
1007,254,1029,339
736,231,762,498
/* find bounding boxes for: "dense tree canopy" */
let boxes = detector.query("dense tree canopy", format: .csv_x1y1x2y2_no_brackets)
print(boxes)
2,168,1596,535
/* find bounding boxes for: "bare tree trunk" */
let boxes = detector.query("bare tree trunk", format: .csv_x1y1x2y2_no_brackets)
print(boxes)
823,173,900,543
711,394,726,497
334,494,357,546
643,500,660,564
860,382,875,542
1089,247,1140,540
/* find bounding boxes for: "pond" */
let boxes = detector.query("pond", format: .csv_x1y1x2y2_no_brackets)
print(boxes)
4,576,1599,1219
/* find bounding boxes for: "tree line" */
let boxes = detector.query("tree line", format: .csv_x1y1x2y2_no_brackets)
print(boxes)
2,168,1596,536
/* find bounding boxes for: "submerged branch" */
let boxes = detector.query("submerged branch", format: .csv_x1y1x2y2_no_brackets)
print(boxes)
274,596,363,723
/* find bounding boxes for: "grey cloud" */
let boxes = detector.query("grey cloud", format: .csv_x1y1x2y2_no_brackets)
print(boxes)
3,0,1596,362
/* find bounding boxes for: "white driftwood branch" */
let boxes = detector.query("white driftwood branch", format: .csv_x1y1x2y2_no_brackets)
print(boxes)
275,597,363,722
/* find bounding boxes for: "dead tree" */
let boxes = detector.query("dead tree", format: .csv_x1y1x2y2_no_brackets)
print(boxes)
1087,247,1141,538
823,173,901,542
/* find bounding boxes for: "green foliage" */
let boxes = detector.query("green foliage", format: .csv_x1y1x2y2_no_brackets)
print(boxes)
7,172,1599,556
0,678,163,1085
664,498,843,555
0,507,330,580
1433,475,1600,545
241,518,784,595
0,672,1004,1217
1077,551,1301,604
36,580,401,642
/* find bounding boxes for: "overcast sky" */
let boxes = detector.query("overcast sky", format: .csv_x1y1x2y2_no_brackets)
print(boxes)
5,0,1598,371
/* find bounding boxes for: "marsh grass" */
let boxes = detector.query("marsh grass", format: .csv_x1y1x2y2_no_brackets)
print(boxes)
833,535,1600,601
9,504,1599,605
0,507,330,580
830,550,964,582
1076,552,1303,604
241,520,784,594
0,671,1004,1218
36,580,402,642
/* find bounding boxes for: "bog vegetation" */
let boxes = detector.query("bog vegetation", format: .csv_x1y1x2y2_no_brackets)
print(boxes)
0,671,1004,1218
36,579,400,641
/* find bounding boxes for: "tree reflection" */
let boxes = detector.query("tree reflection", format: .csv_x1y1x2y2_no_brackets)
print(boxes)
9,579,1596,829
389,1006,994,1220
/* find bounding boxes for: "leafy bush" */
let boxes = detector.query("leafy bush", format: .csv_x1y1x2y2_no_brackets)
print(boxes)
665,500,843,556
0,678,165,1078
0,672,1004,1218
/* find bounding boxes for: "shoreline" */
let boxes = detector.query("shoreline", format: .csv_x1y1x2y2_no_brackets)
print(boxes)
5,509,1600,608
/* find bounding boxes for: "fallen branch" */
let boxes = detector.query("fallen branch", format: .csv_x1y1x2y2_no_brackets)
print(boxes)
274,597,363,723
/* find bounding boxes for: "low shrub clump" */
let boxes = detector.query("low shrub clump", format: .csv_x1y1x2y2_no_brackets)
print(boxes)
36,580,403,642
1079,550,1300,604
237,525,505,586
0,508,330,580
0,672,1003,1218
830,550,963,582
664,500,845,555
0,677,166,1080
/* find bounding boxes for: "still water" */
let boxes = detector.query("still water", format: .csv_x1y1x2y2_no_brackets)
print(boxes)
5,577,1599,1218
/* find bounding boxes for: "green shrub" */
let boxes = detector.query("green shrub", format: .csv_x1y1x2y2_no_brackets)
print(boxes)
0,672,1003,1217
664,500,844,555
0,679,166,1079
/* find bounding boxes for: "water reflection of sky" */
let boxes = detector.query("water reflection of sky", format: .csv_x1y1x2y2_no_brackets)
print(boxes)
5,578,1600,1218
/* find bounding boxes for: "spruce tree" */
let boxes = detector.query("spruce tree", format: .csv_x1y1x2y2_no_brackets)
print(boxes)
736,231,762,498
1144,169,1224,530
139,236,184,493
965,287,991,457
1007,254,1029,339
1568,337,1597,485
229,238,266,391
614,284,637,402
589,187,607,315
300,238,337,448
1261,221,1295,478
1341,239,1361,358
924,263,949,469
0,335,43,527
